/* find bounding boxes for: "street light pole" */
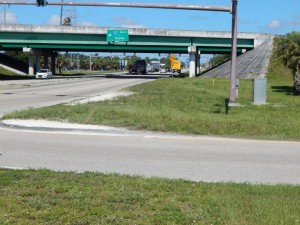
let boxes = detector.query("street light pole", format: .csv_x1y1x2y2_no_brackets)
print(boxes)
3,4,6,24
229,0,238,105
60,0,63,25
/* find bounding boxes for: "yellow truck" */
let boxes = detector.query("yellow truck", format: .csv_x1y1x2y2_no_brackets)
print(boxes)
171,60,181,74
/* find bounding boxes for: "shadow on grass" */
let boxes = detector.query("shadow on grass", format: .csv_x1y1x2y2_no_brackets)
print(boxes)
271,85,296,95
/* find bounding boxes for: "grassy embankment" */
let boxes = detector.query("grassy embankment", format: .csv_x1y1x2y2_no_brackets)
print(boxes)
1,169,300,225
0,67,34,80
3,56,300,140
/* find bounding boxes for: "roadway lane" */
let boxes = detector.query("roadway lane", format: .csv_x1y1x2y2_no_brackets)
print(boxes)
0,75,151,117
0,127,299,184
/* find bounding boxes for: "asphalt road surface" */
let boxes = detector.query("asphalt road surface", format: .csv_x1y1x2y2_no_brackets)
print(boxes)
1,76,300,184
0,75,151,117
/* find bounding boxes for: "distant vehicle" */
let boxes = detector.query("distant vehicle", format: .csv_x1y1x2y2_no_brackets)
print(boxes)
171,60,181,74
146,66,154,73
62,67,75,71
129,60,147,75
150,61,160,72
36,69,52,79
160,68,166,73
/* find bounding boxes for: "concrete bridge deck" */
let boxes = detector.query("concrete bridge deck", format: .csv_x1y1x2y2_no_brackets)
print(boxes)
0,24,273,54
0,24,275,77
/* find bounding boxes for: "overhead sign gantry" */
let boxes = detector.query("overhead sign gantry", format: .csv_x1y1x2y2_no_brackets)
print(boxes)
0,0,239,104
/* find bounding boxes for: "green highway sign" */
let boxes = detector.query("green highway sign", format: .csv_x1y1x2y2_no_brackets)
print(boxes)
107,30,129,42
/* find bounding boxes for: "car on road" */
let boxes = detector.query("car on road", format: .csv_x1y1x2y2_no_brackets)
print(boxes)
146,66,154,73
36,69,53,79
160,68,166,73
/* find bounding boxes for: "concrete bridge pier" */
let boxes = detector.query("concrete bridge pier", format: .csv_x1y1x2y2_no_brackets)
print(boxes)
23,48,35,76
188,46,197,78
43,51,57,74
43,55,49,69
196,50,201,75
36,53,41,73
28,54,34,76
51,55,56,75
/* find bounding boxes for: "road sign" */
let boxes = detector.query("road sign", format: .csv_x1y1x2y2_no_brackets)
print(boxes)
107,30,129,42
169,55,176,61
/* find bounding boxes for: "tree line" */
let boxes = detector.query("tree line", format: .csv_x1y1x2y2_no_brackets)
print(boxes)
56,54,174,72
4,51,179,73
273,31,300,94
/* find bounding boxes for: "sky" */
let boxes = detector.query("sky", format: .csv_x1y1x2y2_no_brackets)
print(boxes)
1,0,300,34
1,0,300,61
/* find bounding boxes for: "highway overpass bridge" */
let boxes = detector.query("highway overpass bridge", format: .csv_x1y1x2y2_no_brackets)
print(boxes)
0,24,274,76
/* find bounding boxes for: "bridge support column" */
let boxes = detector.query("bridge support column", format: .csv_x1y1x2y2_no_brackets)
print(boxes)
51,55,56,75
36,55,41,72
23,48,35,75
44,56,49,69
28,54,34,76
188,46,197,78
196,50,201,75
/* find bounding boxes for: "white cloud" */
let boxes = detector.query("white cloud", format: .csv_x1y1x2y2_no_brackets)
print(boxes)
46,15,61,25
269,20,281,29
0,11,17,24
112,17,146,28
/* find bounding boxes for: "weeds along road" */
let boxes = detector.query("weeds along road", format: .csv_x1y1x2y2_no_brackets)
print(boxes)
0,76,300,184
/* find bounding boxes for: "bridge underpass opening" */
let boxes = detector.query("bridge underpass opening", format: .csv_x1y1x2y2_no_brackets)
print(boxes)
0,0,239,103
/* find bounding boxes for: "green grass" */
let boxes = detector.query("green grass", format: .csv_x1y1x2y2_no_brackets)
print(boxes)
3,56,300,140
0,66,17,76
0,66,33,80
0,169,299,225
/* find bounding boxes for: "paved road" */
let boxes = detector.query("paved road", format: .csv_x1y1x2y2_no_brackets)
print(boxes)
1,124,299,184
1,76,300,184
0,75,151,117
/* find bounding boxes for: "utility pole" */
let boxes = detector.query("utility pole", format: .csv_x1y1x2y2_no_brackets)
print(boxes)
60,0,63,25
293,0,296,31
229,0,238,105
3,4,6,24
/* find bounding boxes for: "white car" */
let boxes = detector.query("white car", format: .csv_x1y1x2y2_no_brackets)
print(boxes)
36,69,53,79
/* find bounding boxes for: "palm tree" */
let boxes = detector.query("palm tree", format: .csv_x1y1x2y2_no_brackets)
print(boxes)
275,32,300,93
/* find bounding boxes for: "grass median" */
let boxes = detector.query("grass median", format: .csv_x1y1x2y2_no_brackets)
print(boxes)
3,58,300,140
1,169,300,225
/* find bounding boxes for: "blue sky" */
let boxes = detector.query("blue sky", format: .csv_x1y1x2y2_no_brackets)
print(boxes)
1,0,300,34
1,0,300,62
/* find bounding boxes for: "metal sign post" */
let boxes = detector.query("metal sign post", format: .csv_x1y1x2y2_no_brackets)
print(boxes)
229,0,238,105
0,1,231,12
